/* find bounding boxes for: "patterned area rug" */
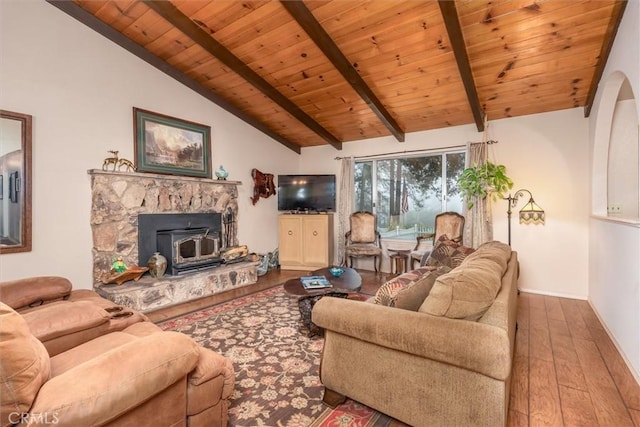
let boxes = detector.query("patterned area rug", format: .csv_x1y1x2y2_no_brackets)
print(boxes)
159,285,397,427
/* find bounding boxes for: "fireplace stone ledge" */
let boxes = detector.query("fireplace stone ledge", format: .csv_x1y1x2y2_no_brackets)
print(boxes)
95,261,259,313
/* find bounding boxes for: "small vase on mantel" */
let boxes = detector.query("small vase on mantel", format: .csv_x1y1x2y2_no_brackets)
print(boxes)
147,252,167,278
215,165,229,180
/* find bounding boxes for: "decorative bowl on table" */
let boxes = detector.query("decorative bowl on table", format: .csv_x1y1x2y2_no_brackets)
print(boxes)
328,266,345,277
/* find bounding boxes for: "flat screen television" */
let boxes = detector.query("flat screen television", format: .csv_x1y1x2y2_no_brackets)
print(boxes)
277,174,336,212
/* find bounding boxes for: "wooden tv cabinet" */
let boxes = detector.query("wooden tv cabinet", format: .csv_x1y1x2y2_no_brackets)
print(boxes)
278,214,334,270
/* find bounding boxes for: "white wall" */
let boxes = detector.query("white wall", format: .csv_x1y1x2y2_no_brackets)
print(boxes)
0,0,299,287
588,0,640,382
300,108,591,298
608,99,639,220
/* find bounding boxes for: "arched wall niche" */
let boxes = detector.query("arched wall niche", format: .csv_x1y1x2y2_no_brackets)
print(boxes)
592,71,640,221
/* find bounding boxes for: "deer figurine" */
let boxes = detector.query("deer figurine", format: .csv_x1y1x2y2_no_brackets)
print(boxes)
102,150,119,171
117,158,135,172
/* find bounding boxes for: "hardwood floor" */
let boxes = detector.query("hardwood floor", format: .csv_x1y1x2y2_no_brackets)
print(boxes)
511,292,640,426
147,269,640,426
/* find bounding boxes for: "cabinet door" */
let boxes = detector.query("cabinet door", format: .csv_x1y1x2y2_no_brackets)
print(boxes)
279,216,303,266
302,216,329,266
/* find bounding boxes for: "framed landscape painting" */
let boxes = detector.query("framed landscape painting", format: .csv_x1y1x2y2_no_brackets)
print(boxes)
133,107,212,178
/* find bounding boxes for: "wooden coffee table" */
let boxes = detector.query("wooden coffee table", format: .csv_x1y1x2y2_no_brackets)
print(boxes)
283,267,362,296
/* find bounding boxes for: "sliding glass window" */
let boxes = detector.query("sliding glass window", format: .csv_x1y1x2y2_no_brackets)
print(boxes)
354,151,465,241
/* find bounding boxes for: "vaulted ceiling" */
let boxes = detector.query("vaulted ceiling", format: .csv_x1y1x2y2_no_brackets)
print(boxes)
48,0,626,153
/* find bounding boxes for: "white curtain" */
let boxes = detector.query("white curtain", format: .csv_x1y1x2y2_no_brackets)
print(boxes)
463,142,493,247
336,157,354,265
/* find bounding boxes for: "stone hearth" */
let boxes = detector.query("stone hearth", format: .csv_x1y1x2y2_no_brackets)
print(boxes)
88,169,258,312
96,261,257,312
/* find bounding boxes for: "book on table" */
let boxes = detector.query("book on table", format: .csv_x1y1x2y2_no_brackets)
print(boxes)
300,275,332,289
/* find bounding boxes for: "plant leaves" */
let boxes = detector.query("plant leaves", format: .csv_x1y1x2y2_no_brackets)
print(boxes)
457,161,514,208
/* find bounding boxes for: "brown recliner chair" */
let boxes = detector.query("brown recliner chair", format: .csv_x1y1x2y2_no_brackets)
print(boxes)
0,277,235,427
0,276,148,356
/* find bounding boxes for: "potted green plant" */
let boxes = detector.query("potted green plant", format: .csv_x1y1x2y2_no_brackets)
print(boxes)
458,161,514,208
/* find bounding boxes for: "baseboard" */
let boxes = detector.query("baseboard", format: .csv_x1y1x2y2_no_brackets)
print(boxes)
517,287,587,300
587,300,640,385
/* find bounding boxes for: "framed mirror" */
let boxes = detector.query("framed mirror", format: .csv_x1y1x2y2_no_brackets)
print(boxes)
0,110,32,254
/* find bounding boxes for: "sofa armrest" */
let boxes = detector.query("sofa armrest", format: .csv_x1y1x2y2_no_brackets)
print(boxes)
22,300,109,342
0,276,72,310
312,297,512,380
29,332,200,426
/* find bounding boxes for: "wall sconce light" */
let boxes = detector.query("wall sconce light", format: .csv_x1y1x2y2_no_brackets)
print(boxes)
504,189,545,245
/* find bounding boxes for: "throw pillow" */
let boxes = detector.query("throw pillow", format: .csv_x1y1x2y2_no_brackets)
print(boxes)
419,257,503,321
373,266,449,310
423,234,475,269
392,266,452,311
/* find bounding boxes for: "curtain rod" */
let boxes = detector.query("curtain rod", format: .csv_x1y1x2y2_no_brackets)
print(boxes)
334,140,497,161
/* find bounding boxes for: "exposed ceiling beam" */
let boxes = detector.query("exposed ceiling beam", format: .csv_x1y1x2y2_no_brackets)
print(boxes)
281,0,405,143
46,0,301,154
144,0,342,150
438,0,484,132
584,0,627,117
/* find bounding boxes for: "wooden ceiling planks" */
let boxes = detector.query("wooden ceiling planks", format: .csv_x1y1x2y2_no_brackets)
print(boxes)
169,0,366,144
144,0,344,149
85,1,143,28
460,0,620,121
56,0,627,152
304,0,469,135
281,1,404,141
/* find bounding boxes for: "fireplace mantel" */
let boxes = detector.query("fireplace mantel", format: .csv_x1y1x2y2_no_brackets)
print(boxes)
88,169,242,186
88,169,257,312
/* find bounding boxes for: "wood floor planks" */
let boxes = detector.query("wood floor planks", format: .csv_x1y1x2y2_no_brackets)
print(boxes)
557,385,599,426
529,356,564,426
148,270,640,427
514,292,639,427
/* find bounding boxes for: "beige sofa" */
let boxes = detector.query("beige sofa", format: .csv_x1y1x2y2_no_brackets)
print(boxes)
312,241,518,427
0,277,235,427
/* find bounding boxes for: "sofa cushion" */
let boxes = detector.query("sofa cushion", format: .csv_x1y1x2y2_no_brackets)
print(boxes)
0,302,51,420
423,235,475,269
461,240,511,272
419,257,503,321
373,266,445,310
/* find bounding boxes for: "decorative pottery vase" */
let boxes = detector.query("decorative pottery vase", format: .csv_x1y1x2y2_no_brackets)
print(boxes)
147,252,167,278
215,165,229,180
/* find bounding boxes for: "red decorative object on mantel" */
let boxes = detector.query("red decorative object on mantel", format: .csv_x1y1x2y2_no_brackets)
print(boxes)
251,168,276,205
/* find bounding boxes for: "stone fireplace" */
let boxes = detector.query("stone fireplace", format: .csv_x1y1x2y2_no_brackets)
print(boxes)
88,169,258,312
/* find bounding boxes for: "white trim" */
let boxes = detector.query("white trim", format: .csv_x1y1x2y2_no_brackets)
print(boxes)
591,214,640,227
518,288,587,300
588,299,640,385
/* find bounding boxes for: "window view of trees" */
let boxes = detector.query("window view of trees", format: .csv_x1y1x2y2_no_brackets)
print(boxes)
354,151,465,240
